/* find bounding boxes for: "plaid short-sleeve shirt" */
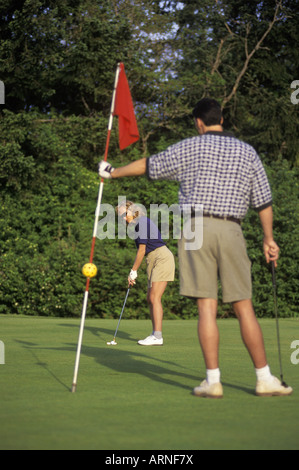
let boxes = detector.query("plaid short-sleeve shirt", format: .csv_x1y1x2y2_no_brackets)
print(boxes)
147,131,272,220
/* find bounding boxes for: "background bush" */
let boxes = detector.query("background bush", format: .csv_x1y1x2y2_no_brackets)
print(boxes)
0,0,298,318
0,111,298,318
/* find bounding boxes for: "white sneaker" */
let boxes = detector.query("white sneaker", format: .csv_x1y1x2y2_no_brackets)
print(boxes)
193,380,223,399
256,376,293,397
138,335,163,346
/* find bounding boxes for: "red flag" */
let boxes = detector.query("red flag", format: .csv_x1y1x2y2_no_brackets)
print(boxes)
113,63,139,150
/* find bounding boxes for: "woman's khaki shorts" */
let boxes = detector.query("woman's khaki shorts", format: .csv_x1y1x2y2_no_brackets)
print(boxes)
146,245,175,289
178,217,252,303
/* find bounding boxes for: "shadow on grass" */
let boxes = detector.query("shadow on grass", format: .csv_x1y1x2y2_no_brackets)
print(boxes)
15,324,254,397
15,340,71,391
71,323,255,396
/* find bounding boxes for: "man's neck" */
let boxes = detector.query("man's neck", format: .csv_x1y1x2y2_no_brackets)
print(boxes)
204,125,223,133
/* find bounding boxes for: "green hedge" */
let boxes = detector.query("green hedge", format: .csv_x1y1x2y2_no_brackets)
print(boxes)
0,113,298,318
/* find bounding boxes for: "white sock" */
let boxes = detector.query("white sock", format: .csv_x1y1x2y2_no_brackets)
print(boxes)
255,365,273,382
153,331,162,339
206,368,221,385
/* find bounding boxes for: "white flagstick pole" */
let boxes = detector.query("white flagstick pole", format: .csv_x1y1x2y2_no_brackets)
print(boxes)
93,62,121,239
71,63,122,393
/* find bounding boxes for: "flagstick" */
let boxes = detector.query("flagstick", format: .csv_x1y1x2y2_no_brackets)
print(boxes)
71,63,121,393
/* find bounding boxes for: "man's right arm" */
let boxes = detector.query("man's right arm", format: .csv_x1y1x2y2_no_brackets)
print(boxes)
98,158,147,179
112,158,147,178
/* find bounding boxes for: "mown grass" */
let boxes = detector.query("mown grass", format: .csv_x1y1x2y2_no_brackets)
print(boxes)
0,315,298,450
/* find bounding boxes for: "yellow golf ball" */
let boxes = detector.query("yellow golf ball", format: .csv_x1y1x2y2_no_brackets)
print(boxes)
82,263,98,278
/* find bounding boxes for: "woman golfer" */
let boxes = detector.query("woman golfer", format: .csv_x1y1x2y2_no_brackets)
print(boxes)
116,200,175,346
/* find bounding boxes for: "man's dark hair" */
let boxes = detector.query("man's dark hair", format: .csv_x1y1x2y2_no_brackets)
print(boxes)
192,98,222,126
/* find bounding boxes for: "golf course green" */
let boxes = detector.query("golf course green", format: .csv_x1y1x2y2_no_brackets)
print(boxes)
0,315,298,450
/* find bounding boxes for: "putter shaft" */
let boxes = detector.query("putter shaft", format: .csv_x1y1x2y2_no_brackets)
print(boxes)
271,262,287,386
110,287,130,344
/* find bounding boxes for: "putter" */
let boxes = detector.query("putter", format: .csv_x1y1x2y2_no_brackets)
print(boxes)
107,287,130,346
271,261,288,387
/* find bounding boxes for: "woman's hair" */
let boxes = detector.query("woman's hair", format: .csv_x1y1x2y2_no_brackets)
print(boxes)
116,200,145,220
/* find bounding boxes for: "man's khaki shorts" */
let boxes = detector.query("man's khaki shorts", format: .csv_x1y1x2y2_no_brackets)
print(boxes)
178,217,252,303
146,245,175,289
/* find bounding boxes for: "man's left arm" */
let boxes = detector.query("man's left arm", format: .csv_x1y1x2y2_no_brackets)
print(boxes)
258,205,280,267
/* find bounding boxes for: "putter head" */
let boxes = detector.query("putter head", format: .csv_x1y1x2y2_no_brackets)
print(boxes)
107,340,117,346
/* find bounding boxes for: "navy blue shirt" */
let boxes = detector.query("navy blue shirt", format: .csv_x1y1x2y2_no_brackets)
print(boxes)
134,216,166,255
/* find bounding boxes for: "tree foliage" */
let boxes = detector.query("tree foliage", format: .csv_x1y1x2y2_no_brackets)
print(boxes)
0,0,298,318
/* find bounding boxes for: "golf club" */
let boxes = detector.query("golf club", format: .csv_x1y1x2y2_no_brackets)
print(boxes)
107,287,130,346
271,261,289,387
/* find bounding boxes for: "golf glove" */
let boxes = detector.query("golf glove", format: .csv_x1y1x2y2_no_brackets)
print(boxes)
129,270,138,282
98,160,115,179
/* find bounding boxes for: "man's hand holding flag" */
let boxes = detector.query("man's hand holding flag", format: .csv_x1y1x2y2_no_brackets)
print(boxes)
98,161,115,179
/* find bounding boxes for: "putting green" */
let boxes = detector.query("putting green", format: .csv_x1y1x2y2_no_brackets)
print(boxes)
0,315,298,450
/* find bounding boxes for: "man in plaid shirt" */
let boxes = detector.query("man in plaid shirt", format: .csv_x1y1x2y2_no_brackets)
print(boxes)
99,98,292,398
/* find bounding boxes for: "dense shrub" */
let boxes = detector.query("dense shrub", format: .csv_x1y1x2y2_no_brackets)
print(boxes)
0,112,298,318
